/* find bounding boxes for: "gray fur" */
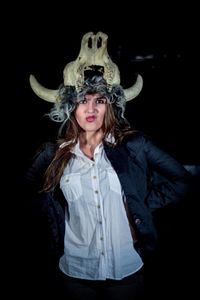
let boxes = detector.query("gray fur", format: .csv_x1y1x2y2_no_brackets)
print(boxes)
47,75,127,123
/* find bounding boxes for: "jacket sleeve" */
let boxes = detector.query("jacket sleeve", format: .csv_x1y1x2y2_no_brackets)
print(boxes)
143,137,192,210
25,142,56,191
21,142,57,217
21,142,64,266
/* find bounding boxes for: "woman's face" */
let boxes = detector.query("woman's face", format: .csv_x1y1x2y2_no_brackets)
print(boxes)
75,93,107,133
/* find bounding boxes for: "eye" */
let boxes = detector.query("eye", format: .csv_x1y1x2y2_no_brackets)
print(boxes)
78,99,87,104
96,97,107,104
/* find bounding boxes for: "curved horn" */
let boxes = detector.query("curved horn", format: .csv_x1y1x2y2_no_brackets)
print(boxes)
29,75,59,103
124,74,143,102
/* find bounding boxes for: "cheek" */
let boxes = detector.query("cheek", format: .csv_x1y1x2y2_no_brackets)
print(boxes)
75,107,82,119
99,110,106,122
74,109,83,126
99,114,105,124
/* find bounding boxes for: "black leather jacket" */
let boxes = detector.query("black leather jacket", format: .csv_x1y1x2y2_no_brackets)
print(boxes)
25,132,191,262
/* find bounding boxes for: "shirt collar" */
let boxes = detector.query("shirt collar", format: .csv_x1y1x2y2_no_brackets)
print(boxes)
59,134,116,155
105,133,116,145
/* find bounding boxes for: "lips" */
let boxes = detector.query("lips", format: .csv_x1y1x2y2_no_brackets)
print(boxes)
86,116,96,122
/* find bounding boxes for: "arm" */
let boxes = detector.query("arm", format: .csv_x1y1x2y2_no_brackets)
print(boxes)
143,138,192,210
25,142,57,191
21,142,57,217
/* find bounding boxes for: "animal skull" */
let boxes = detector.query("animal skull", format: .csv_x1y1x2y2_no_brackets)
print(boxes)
29,31,143,103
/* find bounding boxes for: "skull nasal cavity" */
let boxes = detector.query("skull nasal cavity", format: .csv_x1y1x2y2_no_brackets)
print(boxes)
88,37,92,48
97,37,102,48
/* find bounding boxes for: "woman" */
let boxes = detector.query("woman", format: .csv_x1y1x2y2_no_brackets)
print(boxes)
25,32,191,299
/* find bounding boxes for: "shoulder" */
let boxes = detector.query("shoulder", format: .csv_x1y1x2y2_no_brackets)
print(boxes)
40,141,58,156
123,132,165,162
123,131,148,156
33,141,58,165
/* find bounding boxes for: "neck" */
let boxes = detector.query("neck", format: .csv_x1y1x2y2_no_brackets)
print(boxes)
80,131,103,148
79,131,104,159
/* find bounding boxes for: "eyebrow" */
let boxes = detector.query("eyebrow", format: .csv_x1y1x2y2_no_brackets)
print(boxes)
95,96,106,100
85,95,106,100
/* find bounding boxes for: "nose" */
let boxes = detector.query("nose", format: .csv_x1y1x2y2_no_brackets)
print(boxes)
87,100,96,112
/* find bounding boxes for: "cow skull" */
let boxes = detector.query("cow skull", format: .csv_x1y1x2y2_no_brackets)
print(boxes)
29,31,143,103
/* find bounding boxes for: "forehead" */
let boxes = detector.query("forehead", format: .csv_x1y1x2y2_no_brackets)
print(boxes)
84,93,106,100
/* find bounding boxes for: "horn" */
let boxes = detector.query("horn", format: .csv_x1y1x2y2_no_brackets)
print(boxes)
124,74,143,102
29,75,59,103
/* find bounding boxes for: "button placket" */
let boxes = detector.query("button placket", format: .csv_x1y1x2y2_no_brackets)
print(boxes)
91,162,106,265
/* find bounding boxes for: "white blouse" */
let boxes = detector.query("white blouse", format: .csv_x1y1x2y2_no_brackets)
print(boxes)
59,141,143,280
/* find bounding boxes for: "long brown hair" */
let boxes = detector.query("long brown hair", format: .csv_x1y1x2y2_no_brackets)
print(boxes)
43,103,136,192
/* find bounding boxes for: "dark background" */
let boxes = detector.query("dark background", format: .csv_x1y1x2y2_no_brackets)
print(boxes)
8,3,199,298
11,4,199,169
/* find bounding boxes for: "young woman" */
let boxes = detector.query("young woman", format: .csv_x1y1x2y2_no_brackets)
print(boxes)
25,32,191,299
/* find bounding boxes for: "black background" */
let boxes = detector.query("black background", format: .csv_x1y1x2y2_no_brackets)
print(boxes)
11,4,199,169
7,3,199,298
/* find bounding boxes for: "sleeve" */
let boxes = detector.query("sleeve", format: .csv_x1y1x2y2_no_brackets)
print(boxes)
19,142,63,274
143,138,192,210
25,142,56,192
20,142,57,218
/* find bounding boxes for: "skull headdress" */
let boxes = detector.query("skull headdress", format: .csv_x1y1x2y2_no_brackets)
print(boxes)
29,32,143,122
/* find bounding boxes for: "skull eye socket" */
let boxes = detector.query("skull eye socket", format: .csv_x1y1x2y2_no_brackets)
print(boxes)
97,37,102,48
88,37,92,48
